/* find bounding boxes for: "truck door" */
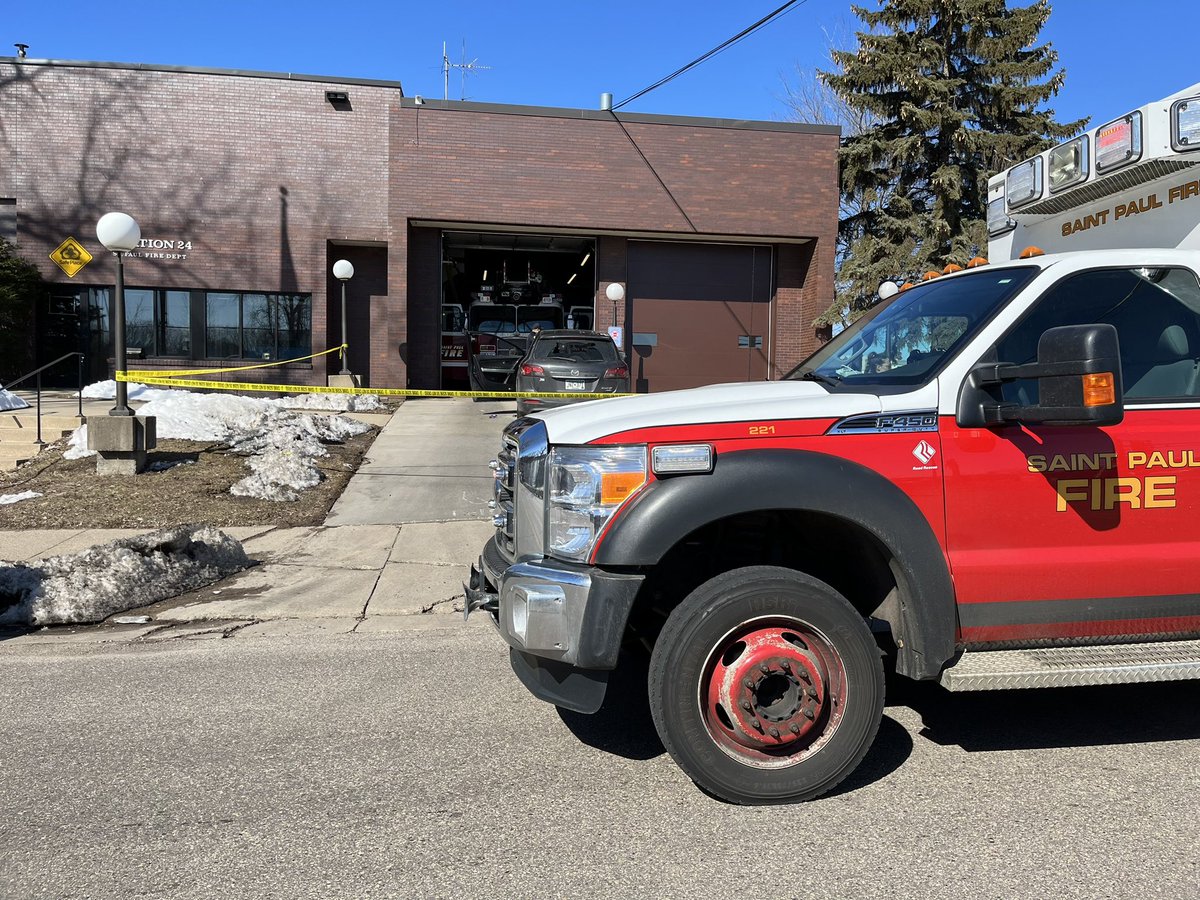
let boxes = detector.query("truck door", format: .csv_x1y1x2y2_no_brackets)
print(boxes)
941,265,1200,644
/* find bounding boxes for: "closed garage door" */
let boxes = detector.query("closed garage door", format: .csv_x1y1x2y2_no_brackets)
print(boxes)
627,241,773,392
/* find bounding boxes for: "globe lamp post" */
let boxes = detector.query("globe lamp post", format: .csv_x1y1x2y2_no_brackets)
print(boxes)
332,259,354,376
96,212,141,416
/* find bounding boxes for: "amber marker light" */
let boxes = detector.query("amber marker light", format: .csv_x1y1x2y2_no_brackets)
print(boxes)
1083,373,1116,407
600,470,646,505
942,263,963,274
1019,246,1046,259
899,282,915,292
968,256,989,268
920,270,941,281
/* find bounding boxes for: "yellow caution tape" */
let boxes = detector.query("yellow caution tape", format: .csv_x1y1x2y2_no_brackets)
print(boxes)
116,371,634,400
133,344,348,378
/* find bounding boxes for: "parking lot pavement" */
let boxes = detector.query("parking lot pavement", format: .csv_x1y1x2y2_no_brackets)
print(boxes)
325,397,514,526
0,619,1196,899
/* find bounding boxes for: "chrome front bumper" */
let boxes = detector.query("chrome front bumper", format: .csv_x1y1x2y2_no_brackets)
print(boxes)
464,536,643,671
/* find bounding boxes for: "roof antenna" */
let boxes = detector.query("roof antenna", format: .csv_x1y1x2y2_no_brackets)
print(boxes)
14,43,29,59
441,40,491,101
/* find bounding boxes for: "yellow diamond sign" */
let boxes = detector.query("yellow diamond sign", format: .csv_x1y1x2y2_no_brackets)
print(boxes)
49,237,94,278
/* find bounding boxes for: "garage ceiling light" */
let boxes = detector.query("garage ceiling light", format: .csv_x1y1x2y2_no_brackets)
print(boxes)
567,273,577,285
579,253,591,267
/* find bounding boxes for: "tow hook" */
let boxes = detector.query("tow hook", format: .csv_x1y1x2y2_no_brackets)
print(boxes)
463,559,499,621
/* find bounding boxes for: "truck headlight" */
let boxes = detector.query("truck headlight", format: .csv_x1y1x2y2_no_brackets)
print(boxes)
547,445,647,562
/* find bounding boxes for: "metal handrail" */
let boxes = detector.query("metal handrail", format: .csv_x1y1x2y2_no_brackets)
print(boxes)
3,352,86,446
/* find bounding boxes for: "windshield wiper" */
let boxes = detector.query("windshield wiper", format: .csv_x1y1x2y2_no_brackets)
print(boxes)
798,370,841,388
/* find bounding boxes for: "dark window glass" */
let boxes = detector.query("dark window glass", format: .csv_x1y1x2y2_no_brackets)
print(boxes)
996,267,1200,403
243,293,275,359
442,305,465,332
158,291,190,356
274,294,311,360
124,289,155,354
206,292,241,359
532,338,619,363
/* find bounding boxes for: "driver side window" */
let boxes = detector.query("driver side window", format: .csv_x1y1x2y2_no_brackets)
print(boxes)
995,267,1200,404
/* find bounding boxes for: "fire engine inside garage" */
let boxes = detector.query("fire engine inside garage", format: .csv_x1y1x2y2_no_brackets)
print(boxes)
1,57,840,393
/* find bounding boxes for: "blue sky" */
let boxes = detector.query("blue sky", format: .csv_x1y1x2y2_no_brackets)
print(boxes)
7,1,1199,129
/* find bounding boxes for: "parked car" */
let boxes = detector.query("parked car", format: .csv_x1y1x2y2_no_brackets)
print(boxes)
514,330,630,415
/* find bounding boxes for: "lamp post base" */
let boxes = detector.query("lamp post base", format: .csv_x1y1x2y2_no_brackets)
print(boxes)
327,374,362,389
87,415,157,475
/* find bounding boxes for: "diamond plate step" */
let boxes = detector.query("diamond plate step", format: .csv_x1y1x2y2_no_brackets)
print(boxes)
940,639,1200,691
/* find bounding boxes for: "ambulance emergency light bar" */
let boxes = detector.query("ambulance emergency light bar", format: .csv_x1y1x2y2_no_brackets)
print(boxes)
990,81,1200,236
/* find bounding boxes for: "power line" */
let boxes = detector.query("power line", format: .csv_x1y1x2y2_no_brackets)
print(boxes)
613,0,810,110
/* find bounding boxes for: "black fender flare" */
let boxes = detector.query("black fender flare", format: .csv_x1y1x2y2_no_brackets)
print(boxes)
594,449,957,680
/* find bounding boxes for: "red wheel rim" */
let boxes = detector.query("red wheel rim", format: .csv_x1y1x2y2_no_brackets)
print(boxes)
698,617,848,768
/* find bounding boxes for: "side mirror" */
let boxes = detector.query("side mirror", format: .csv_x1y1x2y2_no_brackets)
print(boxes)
958,323,1124,428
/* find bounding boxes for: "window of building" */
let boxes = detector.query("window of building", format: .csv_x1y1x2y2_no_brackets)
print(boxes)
110,288,192,357
205,292,311,360
995,266,1200,403
0,198,15,242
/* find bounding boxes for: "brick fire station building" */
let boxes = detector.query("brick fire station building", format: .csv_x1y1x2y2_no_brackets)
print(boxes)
0,57,838,391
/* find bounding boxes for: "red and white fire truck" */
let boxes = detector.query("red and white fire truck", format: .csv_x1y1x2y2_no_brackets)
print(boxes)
466,82,1200,804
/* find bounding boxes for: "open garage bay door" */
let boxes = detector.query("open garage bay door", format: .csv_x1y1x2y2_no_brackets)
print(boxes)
627,241,773,392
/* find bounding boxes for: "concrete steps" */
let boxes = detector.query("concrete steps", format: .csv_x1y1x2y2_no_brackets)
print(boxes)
0,414,82,471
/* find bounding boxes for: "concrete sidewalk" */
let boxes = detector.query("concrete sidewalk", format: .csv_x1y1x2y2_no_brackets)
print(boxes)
326,397,514,525
0,521,494,640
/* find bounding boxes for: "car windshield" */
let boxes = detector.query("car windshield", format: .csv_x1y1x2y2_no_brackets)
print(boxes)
786,266,1039,387
531,338,620,363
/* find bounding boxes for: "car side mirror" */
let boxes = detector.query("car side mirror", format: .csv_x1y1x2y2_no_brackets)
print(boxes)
957,323,1124,428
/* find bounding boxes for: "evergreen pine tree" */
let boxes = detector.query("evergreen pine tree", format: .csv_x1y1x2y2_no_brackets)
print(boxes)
820,0,1085,324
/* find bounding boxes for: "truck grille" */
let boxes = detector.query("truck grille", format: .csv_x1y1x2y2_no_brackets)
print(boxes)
493,435,518,556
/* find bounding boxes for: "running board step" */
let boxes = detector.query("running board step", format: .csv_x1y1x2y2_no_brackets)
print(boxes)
940,639,1200,691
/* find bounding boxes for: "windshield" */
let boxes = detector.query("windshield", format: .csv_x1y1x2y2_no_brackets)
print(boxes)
786,267,1039,387
517,306,563,333
469,305,517,333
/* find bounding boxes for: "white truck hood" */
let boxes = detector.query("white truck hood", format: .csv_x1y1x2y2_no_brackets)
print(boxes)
532,380,885,445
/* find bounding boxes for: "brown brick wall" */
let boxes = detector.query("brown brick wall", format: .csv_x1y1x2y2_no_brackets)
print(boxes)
3,62,838,390
1,60,396,383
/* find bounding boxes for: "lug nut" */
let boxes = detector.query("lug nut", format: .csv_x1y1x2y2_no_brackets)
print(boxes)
744,679,754,689
769,727,780,738
780,660,791,670
789,723,800,734
807,688,819,700
804,708,815,719
751,719,763,731
741,700,751,710
760,663,770,673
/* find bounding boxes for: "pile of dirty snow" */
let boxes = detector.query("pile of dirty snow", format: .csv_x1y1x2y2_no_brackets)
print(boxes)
67,387,372,501
0,385,30,411
0,524,250,626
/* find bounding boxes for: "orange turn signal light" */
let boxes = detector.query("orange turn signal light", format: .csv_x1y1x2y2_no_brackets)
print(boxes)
600,471,646,505
967,256,989,268
899,282,915,292
1082,373,1116,407
1019,246,1045,259
920,270,941,281
942,263,963,274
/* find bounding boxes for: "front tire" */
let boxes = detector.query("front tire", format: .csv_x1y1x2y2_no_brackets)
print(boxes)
648,566,884,804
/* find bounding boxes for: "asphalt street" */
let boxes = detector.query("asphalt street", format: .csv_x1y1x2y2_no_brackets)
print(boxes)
2,619,1197,900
